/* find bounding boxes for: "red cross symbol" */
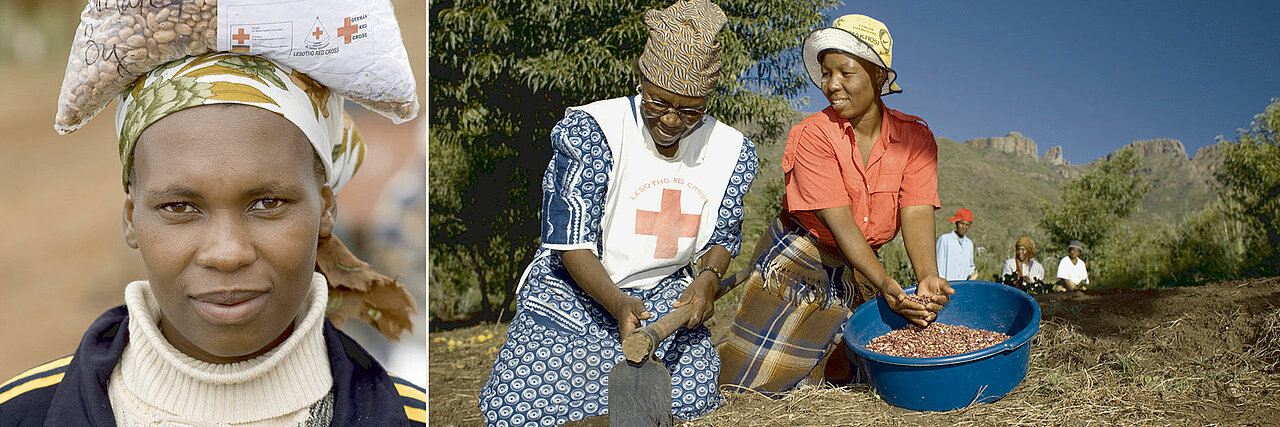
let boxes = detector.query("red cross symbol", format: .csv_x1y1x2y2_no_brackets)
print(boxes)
311,27,324,40
231,28,250,44
634,188,700,259
337,17,359,44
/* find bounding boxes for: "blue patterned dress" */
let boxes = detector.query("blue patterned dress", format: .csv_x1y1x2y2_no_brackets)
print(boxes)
478,109,757,426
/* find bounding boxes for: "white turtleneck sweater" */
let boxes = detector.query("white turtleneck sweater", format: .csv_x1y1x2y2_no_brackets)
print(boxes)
108,272,334,427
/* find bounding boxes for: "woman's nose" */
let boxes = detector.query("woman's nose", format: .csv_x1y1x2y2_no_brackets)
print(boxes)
194,216,256,272
823,76,841,93
660,111,682,128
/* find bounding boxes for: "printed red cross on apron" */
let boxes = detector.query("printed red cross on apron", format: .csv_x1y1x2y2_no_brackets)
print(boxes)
634,188,700,259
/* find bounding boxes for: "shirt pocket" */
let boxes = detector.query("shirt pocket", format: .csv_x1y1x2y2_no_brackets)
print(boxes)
866,173,903,238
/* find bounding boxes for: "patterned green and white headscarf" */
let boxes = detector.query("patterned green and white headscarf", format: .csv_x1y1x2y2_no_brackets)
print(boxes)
113,53,416,341
115,52,365,192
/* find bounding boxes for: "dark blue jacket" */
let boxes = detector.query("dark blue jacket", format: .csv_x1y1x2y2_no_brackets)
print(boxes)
0,306,425,426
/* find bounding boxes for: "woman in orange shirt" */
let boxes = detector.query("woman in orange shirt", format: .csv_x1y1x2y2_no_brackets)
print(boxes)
718,14,953,394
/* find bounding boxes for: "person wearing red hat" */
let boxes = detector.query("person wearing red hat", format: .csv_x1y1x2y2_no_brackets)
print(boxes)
936,208,977,281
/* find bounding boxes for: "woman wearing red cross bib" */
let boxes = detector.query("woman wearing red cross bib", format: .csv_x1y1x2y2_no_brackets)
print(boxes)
477,0,757,424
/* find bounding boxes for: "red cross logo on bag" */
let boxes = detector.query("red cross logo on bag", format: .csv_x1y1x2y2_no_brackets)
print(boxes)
337,17,360,44
634,188,700,259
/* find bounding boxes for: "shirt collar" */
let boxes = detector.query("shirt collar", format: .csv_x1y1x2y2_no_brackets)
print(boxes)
44,305,412,425
825,101,904,144
881,101,904,144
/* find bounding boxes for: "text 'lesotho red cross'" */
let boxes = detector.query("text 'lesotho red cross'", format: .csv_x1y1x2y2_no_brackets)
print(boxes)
634,188,700,259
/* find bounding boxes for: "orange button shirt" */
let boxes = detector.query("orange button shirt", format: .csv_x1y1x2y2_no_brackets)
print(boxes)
782,105,940,251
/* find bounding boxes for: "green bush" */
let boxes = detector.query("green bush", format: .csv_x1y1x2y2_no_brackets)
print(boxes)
1215,98,1280,276
1165,200,1252,284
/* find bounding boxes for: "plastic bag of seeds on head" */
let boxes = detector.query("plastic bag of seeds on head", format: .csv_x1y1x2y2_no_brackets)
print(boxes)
55,0,418,134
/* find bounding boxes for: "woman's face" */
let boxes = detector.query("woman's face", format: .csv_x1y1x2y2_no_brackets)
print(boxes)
638,80,706,148
124,104,334,364
819,51,882,119
1015,245,1029,261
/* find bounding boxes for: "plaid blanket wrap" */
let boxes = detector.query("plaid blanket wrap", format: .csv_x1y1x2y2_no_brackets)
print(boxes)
716,214,879,395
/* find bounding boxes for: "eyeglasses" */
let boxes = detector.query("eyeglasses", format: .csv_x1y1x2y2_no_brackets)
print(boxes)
637,90,706,125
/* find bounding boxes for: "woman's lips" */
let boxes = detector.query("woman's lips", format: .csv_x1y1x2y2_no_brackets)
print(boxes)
656,126,680,138
651,126,684,146
191,291,268,324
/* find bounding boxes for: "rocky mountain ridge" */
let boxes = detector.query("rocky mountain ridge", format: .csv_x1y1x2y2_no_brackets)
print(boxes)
961,131,1223,171
948,131,1222,224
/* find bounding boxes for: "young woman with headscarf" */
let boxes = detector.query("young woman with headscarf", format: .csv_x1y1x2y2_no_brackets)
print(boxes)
476,0,757,423
717,14,953,395
0,53,423,425
1001,236,1046,290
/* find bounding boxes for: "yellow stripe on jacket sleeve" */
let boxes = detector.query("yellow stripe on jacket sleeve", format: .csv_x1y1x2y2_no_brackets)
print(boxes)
0,373,66,405
395,383,425,403
404,405,426,423
0,356,73,390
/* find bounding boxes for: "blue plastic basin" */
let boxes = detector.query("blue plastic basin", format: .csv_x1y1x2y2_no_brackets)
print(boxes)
844,280,1041,411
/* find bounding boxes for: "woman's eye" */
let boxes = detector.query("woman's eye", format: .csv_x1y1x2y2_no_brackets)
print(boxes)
160,203,196,214
251,198,287,211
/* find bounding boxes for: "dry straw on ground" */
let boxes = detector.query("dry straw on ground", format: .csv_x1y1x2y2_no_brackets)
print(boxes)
430,278,1280,426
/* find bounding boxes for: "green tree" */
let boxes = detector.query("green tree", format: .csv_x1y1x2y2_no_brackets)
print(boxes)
1215,97,1280,275
1038,146,1151,250
429,0,838,323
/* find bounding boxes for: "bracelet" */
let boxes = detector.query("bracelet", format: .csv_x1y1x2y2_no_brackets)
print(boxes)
698,266,723,282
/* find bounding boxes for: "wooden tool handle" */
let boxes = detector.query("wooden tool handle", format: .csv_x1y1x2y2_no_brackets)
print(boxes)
621,304,696,363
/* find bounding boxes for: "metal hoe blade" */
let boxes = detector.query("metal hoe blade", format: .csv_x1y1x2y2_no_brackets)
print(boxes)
607,357,672,427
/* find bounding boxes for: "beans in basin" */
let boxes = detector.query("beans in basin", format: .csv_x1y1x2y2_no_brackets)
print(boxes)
866,323,1009,358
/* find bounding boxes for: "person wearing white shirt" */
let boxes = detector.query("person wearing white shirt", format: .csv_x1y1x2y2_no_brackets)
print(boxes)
936,208,977,281
1055,240,1089,291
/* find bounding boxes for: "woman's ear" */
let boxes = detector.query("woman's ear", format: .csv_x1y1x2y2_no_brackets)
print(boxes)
123,192,139,249
319,185,336,238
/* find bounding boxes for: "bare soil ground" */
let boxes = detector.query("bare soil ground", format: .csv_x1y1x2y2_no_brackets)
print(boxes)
430,277,1280,426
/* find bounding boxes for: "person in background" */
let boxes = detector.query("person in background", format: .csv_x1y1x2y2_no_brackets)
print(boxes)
717,14,951,396
477,0,757,423
1054,240,1089,292
1000,236,1045,291
936,208,977,281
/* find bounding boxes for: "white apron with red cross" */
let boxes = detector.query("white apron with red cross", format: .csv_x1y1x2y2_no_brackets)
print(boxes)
573,96,744,291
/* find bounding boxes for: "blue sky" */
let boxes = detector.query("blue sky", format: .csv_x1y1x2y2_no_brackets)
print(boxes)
795,1,1280,164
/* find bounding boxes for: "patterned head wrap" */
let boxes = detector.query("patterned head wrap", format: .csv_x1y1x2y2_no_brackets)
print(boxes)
1016,236,1037,259
637,0,728,97
116,52,363,191
114,53,415,341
